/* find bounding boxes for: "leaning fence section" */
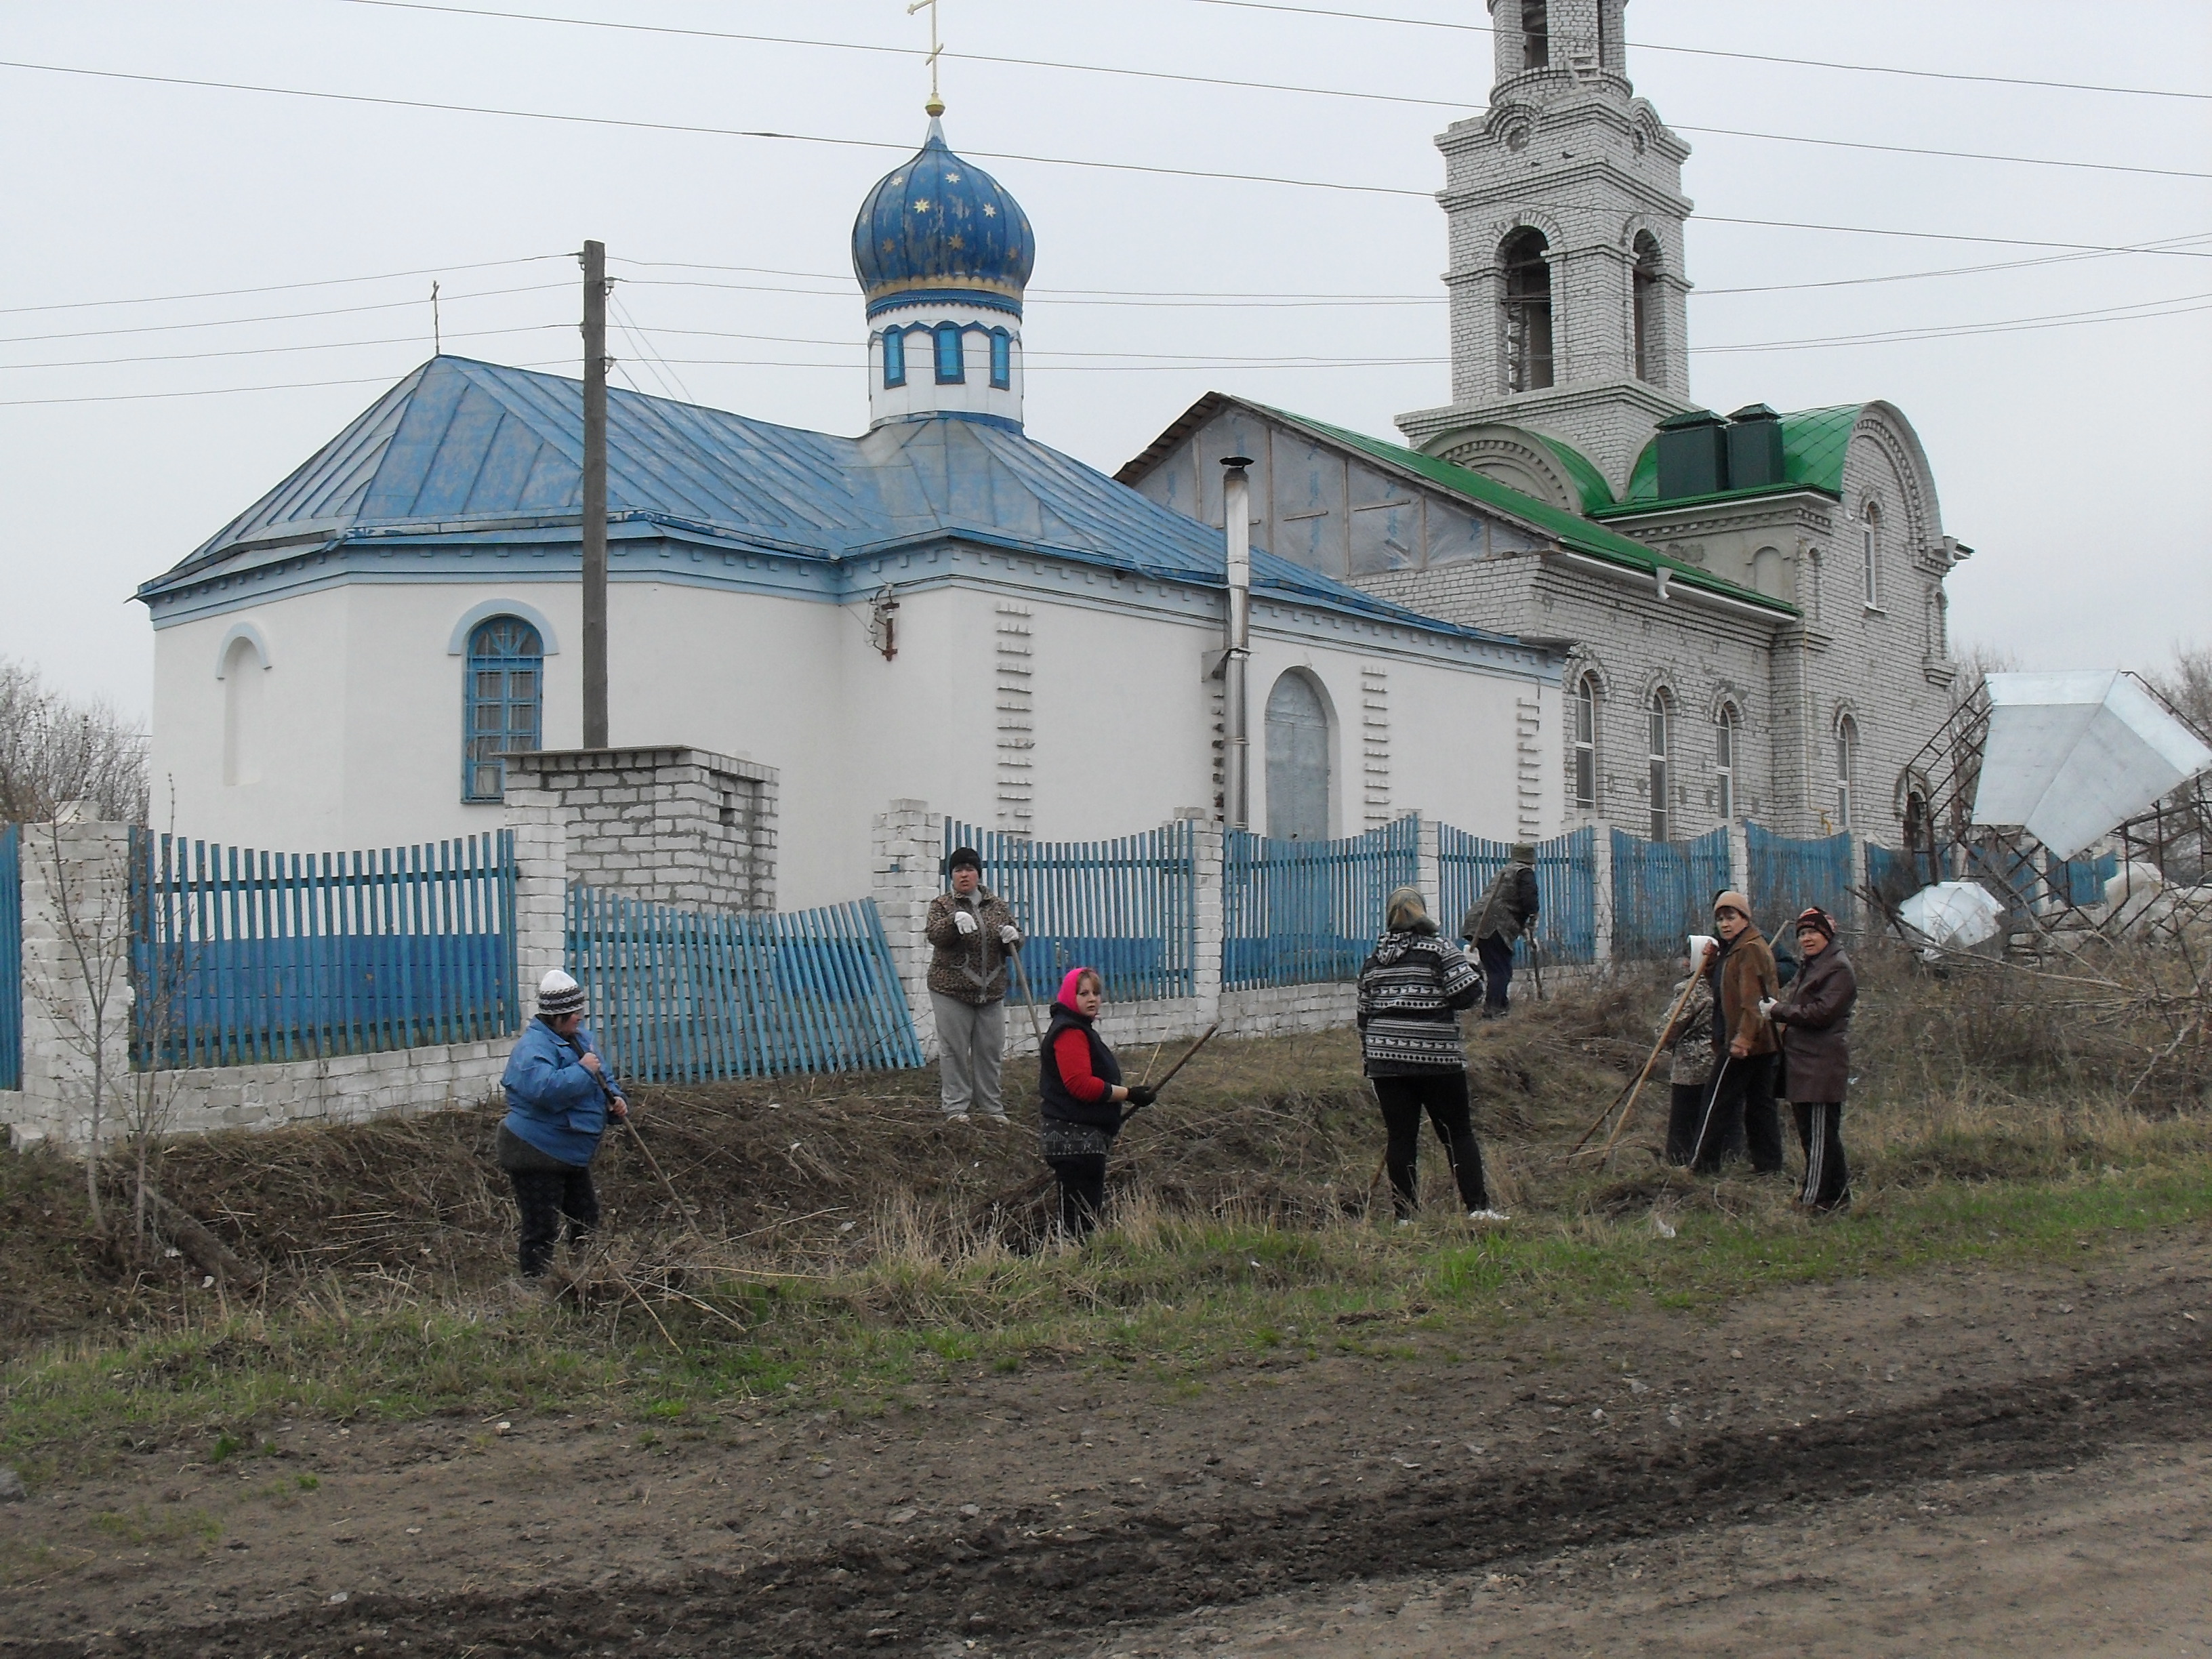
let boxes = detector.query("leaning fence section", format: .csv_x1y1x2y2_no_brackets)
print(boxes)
1223,817,1419,989
943,819,1197,1004
134,830,518,1070
1610,827,1730,961
0,825,20,1091
1747,824,1857,934
567,888,922,1083
1436,825,1598,965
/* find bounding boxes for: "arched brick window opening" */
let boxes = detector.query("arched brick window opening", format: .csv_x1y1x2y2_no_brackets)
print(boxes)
1632,232,1662,382
1572,672,1599,809
1714,703,1738,823
1862,501,1883,609
1501,228,1554,392
1520,0,1549,70
1835,716,1859,830
1648,689,1673,841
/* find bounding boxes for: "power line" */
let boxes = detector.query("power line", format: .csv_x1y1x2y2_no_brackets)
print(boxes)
0,321,568,373
0,254,570,318
323,0,2211,181
0,283,570,346
0,364,555,408
1180,0,2212,102
12,57,2212,244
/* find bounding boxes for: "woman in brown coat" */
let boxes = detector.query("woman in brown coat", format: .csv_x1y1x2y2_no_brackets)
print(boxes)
1762,906,1857,1211
1689,890,1783,1175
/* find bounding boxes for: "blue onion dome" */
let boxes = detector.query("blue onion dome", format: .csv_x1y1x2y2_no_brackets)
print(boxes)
851,120,1036,319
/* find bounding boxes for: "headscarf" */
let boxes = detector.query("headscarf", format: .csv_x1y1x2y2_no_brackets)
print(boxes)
1057,965,1100,1009
1793,906,1837,942
1385,885,1437,935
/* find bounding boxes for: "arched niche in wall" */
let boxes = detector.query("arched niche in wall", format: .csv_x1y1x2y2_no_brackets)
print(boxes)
218,630,267,787
1264,669,1332,842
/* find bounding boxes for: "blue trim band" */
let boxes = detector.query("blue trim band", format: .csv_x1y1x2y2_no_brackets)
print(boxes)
865,287,1023,320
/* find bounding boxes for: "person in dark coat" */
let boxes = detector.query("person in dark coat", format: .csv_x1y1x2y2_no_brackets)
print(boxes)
1037,966,1155,1242
1762,906,1858,1211
1689,890,1784,1175
497,968,628,1280
1460,845,1540,1017
924,847,1023,1123
1361,886,1505,1223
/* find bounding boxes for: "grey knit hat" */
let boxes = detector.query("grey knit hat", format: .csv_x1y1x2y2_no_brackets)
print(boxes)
537,968,585,1019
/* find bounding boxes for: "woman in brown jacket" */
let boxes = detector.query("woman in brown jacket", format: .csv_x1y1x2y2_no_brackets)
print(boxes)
1689,890,1783,1175
1762,906,1857,1211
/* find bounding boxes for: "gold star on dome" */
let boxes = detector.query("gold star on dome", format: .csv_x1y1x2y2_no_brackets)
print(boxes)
947,234,964,250
981,203,996,218
881,239,895,254
912,199,931,211
944,171,961,184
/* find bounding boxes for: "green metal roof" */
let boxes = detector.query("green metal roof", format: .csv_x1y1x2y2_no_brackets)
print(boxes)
1254,403,1795,615
1532,434,1616,513
1608,403,1862,513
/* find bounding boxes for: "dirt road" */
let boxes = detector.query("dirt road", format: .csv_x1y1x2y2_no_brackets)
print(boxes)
3,1227,2206,1658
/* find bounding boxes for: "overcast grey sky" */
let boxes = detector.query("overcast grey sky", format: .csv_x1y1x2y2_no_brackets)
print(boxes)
2,0,2207,718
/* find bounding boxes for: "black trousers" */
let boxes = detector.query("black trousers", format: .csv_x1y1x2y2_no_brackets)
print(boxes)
1793,1101,1850,1210
1373,1071,1491,1217
499,1126,600,1277
1047,1155,1109,1242
1690,1051,1783,1174
1666,1080,1746,1166
1476,935,1515,1013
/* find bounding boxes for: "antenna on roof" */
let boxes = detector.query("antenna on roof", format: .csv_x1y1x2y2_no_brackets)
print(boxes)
907,0,945,117
430,281,441,355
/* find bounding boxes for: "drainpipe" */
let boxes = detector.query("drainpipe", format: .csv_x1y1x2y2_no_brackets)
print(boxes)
1221,455,1254,830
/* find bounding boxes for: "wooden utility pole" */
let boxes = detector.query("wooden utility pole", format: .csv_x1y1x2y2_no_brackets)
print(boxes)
581,239,610,749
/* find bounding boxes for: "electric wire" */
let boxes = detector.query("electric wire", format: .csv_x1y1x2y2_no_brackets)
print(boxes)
0,282,571,347
6,57,2210,255
1179,0,2212,102
321,0,2212,179
0,321,567,373
0,253,572,317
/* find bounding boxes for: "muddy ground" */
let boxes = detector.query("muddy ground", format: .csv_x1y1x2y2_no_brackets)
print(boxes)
2,1223,2205,1657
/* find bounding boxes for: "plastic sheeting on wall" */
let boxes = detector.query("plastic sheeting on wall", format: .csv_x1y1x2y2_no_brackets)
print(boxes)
1971,672,2212,861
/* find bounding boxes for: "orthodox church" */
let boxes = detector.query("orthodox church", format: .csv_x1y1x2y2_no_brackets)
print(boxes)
1125,0,1969,846
137,119,1560,907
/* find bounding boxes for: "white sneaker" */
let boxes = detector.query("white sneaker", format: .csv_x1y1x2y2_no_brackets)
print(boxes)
1395,1217,1417,1229
979,1111,1009,1125
943,1111,970,1124
1467,1208,1511,1224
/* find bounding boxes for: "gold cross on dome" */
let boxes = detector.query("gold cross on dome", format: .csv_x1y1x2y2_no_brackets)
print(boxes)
907,0,945,117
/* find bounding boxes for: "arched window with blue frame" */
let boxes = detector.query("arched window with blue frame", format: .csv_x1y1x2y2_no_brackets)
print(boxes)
934,322,966,384
464,615,543,802
882,327,907,388
989,329,1012,390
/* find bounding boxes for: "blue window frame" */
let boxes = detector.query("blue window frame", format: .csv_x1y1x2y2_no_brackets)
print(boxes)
989,329,1011,390
934,323,966,384
463,615,543,802
882,328,907,388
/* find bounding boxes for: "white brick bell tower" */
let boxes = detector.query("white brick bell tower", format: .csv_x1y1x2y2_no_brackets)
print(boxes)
1397,0,1698,499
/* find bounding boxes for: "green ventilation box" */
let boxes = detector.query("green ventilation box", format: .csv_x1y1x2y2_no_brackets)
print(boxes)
1655,409,1727,499
1725,403,1785,490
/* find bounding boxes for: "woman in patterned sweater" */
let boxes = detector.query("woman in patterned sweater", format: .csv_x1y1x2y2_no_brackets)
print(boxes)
1356,886,1507,1224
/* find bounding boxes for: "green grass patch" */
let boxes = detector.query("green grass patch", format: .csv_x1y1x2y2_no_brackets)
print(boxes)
5,1158,2205,1475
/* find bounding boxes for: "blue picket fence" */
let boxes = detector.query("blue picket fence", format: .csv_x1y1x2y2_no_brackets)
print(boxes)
0,825,20,1091
943,819,1197,1004
567,888,922,1082
1610,826,1731,961
1223,817,1420,989
1747,824,1856,931
134,831,518,1069
1436,825,1599,964
2049,849,2118,908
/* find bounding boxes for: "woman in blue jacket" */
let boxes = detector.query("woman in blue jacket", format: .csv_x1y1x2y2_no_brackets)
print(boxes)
497,969,628,1279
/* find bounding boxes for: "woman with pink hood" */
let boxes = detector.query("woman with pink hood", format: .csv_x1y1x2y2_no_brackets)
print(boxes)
1036,966,1156,1242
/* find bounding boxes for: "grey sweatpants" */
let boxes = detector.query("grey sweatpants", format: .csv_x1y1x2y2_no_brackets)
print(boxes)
931,992,1006,1118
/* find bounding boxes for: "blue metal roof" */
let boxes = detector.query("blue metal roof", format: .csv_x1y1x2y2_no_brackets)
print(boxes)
140,356,1523,647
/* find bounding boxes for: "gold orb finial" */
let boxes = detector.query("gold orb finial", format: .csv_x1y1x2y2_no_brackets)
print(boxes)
926,94,945,117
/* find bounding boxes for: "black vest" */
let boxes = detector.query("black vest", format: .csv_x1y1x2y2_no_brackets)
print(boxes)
1038,1002,1123,1128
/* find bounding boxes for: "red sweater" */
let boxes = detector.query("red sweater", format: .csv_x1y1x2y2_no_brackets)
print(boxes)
1051,1027,1111,1102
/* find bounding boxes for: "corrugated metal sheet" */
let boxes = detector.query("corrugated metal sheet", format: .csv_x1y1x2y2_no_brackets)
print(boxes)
141,357,1519,644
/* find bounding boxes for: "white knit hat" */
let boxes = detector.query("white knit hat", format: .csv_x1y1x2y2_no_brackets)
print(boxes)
537,968,585,1018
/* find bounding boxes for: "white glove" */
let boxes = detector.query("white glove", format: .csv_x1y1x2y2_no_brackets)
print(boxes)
1000,925,1020,945
1757,997,1780,1019
953,910,979,936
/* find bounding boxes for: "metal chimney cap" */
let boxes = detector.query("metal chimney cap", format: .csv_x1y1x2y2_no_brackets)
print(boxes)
1218,455,1254,468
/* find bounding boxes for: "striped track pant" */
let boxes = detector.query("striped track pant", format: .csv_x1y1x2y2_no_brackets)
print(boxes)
1792,1101,1849,1210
